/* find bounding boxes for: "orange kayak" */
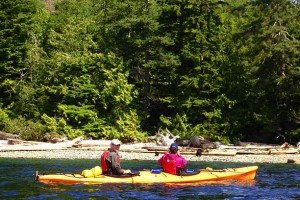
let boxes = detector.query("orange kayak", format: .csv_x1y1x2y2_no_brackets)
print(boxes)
36,166,258,184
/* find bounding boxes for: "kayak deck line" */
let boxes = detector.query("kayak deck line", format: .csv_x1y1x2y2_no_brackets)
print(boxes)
36,166,258,185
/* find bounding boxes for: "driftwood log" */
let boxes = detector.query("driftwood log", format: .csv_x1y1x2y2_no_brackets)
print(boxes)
0,137,83,151
149,128,179,146
1,136,299,157
143,143,300,156
7,139,44,145
0,132,18,140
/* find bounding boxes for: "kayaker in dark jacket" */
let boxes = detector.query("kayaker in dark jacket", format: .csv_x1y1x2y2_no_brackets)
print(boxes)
101,139,131,175
158,143,187,174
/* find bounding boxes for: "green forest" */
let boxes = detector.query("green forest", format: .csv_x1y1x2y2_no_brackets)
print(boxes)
0,0,299,144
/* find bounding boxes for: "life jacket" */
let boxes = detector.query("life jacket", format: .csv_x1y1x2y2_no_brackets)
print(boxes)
162,154,177,175
100,149,121,173
101,150,110,173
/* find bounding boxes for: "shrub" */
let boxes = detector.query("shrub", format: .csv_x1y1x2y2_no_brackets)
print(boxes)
4,117,46,141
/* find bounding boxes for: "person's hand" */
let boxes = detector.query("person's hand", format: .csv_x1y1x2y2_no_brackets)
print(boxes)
124,169,131,174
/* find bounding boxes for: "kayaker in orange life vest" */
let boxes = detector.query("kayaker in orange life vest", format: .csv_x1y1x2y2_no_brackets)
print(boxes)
100,139,131,175
158,143,187,174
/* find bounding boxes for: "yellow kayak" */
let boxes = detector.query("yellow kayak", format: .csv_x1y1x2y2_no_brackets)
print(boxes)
36,166,258,184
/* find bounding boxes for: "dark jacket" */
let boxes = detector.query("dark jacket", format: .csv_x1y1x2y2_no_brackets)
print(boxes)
103,148,124,175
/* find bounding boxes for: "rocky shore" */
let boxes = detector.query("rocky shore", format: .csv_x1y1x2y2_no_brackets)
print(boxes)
1,149,299,164
0,139,299,164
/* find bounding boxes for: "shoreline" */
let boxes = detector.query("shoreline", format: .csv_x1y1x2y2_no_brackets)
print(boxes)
1,149,299,164
0,139,299,164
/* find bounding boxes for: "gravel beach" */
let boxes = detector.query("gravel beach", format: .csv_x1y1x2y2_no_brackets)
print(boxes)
1,149,299,164
0,139,299,164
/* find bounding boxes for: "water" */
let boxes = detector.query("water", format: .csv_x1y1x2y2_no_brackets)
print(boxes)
0,158,299,199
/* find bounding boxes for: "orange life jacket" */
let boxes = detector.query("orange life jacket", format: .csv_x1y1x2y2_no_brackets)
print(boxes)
100,149,121,173
162,154,177,174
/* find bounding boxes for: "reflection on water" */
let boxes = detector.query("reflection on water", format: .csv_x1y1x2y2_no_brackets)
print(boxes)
165,179,257,187
0,158,299,199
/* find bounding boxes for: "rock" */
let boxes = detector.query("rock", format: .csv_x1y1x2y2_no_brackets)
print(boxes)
188,136,219,149
196,149,202,157
188,136,205,147
175,139,190,146
287,159,300,164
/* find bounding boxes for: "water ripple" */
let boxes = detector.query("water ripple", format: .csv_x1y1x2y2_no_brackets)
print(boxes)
0,158,299,199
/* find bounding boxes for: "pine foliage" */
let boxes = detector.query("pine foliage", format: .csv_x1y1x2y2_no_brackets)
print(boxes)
0,0,299,144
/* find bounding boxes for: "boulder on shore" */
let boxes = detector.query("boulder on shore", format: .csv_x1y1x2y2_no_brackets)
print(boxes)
287,159,300,164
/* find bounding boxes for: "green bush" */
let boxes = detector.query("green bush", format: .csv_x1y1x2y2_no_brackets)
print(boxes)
4,117,46,141
159,113,231,144
41,114,84,139
0,108,9,129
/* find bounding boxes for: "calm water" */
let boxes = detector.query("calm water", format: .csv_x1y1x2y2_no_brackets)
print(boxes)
0,158,299,199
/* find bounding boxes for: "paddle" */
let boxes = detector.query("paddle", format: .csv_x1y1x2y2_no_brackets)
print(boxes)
34,171,39,182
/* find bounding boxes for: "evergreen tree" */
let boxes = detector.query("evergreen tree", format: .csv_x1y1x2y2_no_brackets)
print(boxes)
0,0,299,143
227,0,300,143
94,0,180,133
155,0,233,142
41,0,145,141
0,0,47,115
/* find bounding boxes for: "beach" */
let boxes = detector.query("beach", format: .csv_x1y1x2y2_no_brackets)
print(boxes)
0,139,299,164
1,148,299,164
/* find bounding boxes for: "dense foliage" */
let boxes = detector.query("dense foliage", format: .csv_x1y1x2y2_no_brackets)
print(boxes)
0,0,299,144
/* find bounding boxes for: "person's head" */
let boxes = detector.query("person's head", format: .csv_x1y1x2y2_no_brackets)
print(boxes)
169,143,178,154
110,139,121,150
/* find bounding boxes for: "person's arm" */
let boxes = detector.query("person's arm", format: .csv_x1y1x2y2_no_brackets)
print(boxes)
111,152,131,174
181,156,188,168
174,152,187,169
110,152,125,175
176,150,187,168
